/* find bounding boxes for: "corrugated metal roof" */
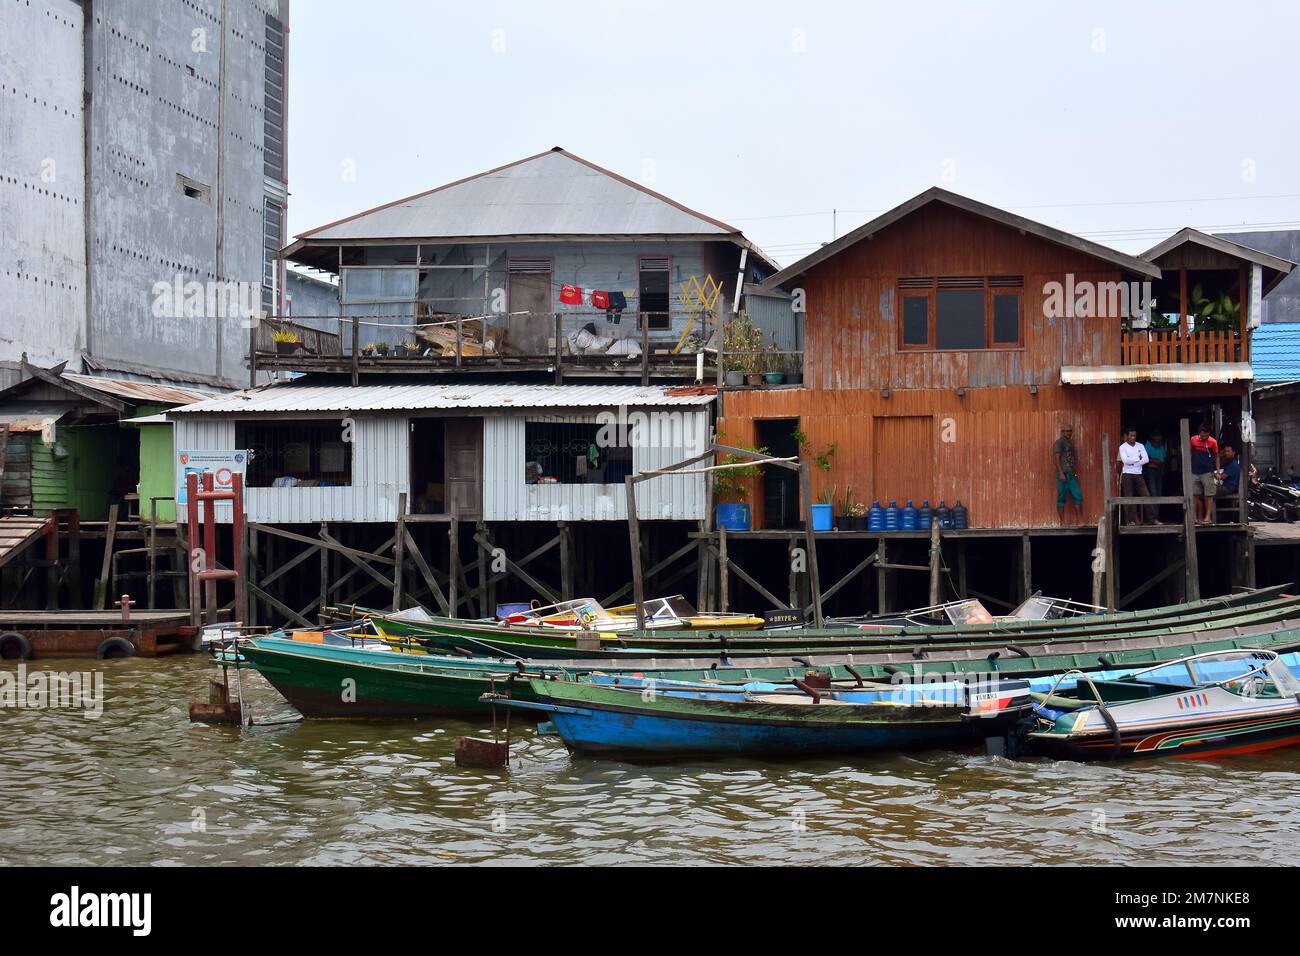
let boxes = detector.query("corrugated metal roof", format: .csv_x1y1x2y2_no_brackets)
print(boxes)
1060,363,1253,385
62,373,216,406
1251,323,1300,383
170,383,718,415
295,149,740,242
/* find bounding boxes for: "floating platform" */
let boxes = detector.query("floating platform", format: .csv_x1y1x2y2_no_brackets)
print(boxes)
0,609,195,659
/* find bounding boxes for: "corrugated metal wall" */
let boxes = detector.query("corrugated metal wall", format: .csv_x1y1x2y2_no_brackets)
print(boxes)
177,407,706,524
747,291,800,353
174,415,407,523
484,409,707,521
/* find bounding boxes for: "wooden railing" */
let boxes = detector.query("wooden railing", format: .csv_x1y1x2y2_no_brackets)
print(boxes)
1120,329,1244,366
254,318,343,357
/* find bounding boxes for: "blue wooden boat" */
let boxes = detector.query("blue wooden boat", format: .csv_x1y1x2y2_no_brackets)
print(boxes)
482,675,1032,757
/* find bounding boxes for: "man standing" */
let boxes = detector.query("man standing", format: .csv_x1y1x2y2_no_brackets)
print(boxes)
1053,423,1083,525
1115,428,1157,525
1189,421,1221,524
1143,429,1167,496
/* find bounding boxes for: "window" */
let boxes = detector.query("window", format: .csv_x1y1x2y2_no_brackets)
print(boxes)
896,276,1023,350
236,420,352,488
176,173,210,202
524,421,632,485
639,256,671,330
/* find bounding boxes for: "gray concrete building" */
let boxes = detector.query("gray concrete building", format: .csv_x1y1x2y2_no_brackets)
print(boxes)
1,0,288,390
1216,230,1300,325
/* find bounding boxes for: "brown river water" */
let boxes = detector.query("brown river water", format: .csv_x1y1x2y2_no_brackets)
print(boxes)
3,655,1300,866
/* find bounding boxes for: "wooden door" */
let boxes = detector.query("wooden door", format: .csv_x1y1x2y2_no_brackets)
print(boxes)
444,418,483,517
507,270,552,355
872,416,935,505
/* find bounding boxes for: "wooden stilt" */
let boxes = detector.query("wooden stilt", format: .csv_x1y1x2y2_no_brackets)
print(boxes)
448,517,460,617
392,493,407,611
718,526,729,613
94,504,119,611
928,523,941,605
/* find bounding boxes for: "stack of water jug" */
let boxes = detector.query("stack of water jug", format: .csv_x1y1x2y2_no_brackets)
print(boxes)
867,498,967,531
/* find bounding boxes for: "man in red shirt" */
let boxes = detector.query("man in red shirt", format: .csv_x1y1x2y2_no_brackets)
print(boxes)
1188,422,1221,524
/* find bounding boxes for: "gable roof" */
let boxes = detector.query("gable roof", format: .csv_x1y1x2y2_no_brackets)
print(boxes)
289,148,749,246
761,187,1161,289
1142,227,1296,294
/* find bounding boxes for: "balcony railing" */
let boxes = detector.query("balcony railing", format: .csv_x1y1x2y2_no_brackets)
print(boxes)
1120,329,1245,366
250,311,716,382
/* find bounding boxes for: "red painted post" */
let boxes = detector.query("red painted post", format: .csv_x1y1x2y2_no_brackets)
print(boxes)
202,472,218,625
186,472,200,626
231,472,246,626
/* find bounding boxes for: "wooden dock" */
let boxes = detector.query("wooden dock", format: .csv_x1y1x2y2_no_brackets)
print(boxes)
0,608,194,659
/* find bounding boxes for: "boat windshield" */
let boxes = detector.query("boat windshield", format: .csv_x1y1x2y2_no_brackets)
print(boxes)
1008,596,1054,620
945,599,995,625
1132,660,1196,687
1187,652,1275,686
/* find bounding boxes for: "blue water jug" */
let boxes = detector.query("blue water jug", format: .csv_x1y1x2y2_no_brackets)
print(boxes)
901,499,918,531
867,499,885,532
952,500,968,530
937,499,953,530
884,500,900,531
919,500,933,530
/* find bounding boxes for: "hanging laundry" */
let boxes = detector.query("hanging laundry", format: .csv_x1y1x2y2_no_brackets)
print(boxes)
560,284,583,305
591,290,610,310
606,289,628,325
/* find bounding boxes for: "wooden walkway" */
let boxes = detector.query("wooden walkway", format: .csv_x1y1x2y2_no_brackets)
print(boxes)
0,515,50,569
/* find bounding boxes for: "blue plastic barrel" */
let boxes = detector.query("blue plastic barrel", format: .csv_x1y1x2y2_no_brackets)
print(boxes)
715,503,752,532
811,503,833,531
919,500,933,530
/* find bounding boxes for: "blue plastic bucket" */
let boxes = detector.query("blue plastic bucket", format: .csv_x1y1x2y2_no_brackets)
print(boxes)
715,503,752,531
811,503,833,531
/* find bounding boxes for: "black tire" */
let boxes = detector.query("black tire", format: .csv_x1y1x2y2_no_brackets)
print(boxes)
95,636,135,660
0,631,32,661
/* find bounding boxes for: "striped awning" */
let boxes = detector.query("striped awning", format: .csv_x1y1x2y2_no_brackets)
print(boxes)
1060,363,1253,385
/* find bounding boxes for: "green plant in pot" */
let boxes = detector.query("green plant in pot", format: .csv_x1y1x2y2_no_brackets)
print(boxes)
1189,284,1240,334
762,338,786,385
722,315,765,386
712,439,767,532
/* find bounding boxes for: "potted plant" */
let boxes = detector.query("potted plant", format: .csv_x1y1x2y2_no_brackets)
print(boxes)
1189,285,1240,334
272,329,303,356
712,441,766,531
763,340,786,385
849,501,868,531
723,315,764,387
812,487,835,532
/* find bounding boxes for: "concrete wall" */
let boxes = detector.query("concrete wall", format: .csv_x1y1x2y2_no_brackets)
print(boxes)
0,0,88,388
0,0,288,390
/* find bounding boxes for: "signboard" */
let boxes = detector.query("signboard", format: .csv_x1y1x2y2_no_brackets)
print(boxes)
177,450,248,506
763,609,805,629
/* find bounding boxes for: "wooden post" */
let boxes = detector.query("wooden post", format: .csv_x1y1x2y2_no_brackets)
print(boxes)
876,538,889,614
1180,417,1200,601
957,538,968,598
718,526,729,612
350,315,360,387
1091,515,1107,609
95,504,120,610
147,498,158,610
624,476,646,629
554,313,564,385
1020,533,1032,603
448,517,460,617
788,536,800,609
319,522,329,623
559,521,574,601
641,316,650,386
798,463,824,627
928,522,941,605
392,492,407,610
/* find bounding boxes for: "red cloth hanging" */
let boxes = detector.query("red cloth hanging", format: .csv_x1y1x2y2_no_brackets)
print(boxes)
591,290,610,309
560,284,583,305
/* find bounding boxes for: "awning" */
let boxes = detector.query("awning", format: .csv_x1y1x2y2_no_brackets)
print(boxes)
1060,363,1253,385
0,405,68,442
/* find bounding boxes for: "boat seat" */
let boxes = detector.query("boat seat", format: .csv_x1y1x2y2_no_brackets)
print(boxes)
1090,679,1197,701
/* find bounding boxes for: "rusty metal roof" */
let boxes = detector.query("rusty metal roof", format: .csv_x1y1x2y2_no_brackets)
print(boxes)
62,373,217,406
1060,363,1253,385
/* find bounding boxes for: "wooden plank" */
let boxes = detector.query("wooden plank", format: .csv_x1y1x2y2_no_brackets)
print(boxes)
928,523,941,605
707,543,787,611
403,524,450,616
718,526,729,612
94,504,119,610
319,528,395,593
625,475,646,628
474,528,558,607
392,492,407,611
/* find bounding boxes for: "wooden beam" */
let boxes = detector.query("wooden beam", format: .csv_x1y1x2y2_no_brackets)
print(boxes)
1091,515,1106,609
472,530,559,606
392,493,407,611
718,526,729,612
253,522,397,565
707,543,787,611
1180,417,1200,601
249,581,313,628
94,504,119,610
1118,557,1185,609
798,463,824,627
813,549,877,609
403,524,450,615
624,476,646,629
928,523,942,605
320,528,395,593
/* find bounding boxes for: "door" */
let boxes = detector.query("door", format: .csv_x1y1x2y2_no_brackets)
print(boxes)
507,266,552,355
444,418,483,517
872,416,935,505
757,418,800,528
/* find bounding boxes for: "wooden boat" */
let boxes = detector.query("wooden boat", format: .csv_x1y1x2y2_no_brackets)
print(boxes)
1024,649,1300,760
391,590,1300,660
832,593,1105,629
481,675,1033,757
231,618,1300,719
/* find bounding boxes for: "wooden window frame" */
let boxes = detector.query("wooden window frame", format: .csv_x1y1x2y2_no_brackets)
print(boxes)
896,277,1024,352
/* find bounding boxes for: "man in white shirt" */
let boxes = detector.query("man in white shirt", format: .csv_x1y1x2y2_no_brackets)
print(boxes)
1115,428,1158,525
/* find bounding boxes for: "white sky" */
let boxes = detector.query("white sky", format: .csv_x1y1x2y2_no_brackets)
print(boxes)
286,0,1300,265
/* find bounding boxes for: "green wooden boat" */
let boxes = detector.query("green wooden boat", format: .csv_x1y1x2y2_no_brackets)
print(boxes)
235,618,1300,719
393,592,1300,660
